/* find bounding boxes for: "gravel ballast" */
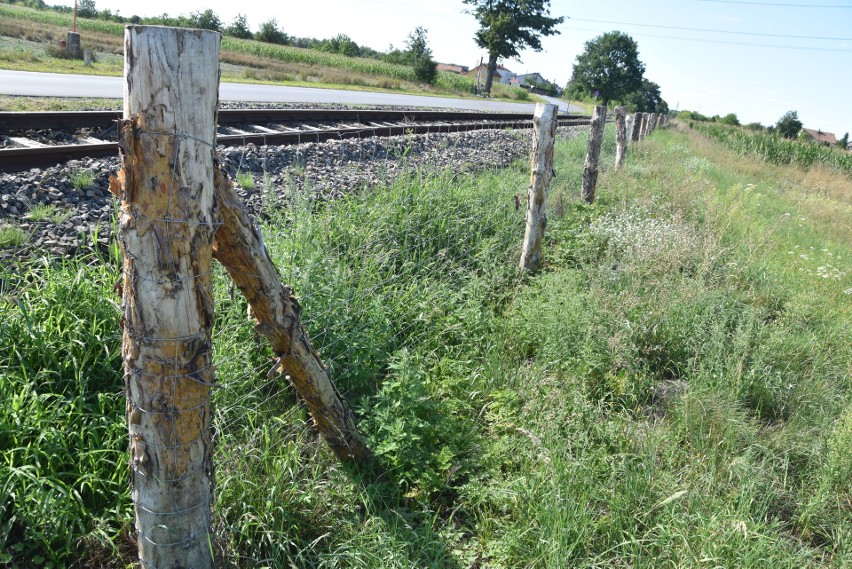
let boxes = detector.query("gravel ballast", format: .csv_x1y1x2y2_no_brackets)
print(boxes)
0,117,583,265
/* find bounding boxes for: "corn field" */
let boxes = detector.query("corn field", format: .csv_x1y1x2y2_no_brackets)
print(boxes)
691,122,852,176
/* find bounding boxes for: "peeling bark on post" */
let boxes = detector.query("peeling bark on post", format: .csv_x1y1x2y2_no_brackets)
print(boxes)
581,105,607,204
614,106,627,169
210,167,371,462
117,26,220,569
631,112,643,143
519,103,557,272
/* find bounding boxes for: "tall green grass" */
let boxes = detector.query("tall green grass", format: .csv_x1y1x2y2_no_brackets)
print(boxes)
0,254,128,565
1,125,849,567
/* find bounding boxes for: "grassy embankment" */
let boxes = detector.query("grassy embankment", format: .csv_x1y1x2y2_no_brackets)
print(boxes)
0,2,536,104
0,121,850,567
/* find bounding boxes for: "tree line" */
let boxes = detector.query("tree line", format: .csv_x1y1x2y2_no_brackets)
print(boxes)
2,0,441,84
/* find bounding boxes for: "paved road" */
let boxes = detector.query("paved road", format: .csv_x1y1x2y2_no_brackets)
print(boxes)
0,70,583,114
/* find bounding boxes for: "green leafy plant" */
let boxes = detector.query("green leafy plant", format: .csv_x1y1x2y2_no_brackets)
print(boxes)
235,171,255,190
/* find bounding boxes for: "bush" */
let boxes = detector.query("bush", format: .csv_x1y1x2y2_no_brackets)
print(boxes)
412,55,437,84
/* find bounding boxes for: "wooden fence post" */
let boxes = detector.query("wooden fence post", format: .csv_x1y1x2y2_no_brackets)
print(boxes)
581,105,607,204
211,166,371,462
626,114,635,144
117,26,220,569
631,112,643,143
647,113,658,136
519,102,557,271
638,113,647,142
614,106,627,169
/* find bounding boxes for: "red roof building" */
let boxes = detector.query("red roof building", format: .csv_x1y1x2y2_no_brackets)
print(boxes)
801,128,837,146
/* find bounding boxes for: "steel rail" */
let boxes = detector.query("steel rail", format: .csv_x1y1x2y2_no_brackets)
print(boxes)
0,110,591,172
0,108,586,131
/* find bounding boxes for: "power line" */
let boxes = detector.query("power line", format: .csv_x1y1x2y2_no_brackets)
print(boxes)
697,0,852,7
571,17,852,41
568,25,852,52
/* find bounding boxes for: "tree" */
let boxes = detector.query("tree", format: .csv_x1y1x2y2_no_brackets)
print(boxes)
405,27,437,84
76,0,97,18
839,132,849,149
622,79,666,113
225,14,253,39
570,31,645,107
463,0,563,95
255,18,288,45
189,9,222,32
719,113,740,126
776,110,802,139
325,34,360,57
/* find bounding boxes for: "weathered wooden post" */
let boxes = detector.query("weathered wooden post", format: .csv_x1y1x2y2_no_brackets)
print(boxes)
519,103,557,271
211,167,371,462
117,26,220,569
647,113,658,136
631,112,643,143
614,106,627,169
581,105,607,204
626,114,635,144
638,113,647,142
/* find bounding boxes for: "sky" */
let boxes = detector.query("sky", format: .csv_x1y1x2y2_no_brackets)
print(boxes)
55,0,852,137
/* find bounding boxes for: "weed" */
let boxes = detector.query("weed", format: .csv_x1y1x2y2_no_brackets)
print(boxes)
27,203,70,223
69,169,94,190
0,224,27,248
235,171,255,190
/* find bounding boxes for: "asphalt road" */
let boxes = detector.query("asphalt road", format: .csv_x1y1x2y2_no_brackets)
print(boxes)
0,70,583,114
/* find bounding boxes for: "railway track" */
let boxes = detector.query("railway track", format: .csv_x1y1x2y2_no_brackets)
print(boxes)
0,108,591,172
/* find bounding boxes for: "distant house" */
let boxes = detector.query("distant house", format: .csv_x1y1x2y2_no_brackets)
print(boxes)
801,128,837,146
511,72,560,96
466,63,514,85
512,72,547,88
437,63,468,74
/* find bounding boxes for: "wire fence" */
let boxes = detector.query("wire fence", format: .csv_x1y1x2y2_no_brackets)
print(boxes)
202,121,597,564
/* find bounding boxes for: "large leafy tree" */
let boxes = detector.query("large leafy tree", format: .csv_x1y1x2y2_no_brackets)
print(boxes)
463,0,563,95
570,31,645,107
775,110,802,139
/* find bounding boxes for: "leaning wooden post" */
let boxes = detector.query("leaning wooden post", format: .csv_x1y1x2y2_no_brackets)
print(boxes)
211,166,371,462
581,105,607,204
519,102,557,271
117,26,220,569
631,112,643,143
614,106,627,169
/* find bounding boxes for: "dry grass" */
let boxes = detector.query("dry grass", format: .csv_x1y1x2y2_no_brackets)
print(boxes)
677,123,852,244
0,18,122,52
